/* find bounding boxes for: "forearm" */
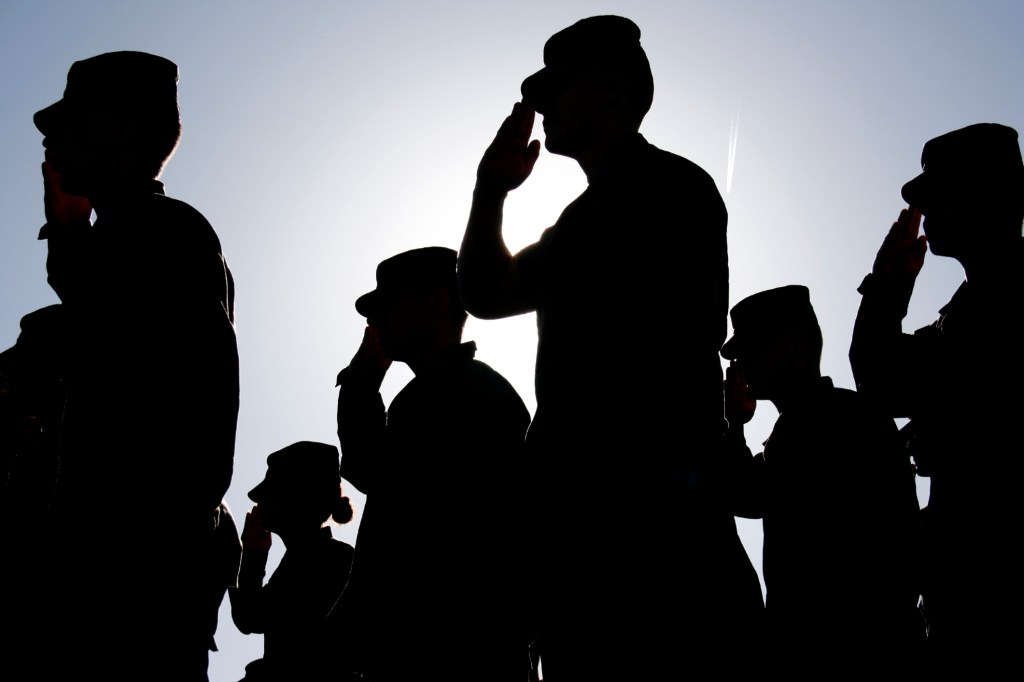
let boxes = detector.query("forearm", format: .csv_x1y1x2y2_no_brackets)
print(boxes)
41,218,92,303
717,424,766,519
458,185,530,319
336,367,387,493
229,549,269,634
849,273,921,414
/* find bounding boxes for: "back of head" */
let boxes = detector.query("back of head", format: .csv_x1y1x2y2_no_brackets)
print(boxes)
34,51,182,179
521,15,654,123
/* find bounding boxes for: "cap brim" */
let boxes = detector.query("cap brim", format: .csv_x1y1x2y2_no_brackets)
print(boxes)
720,336,741,360
33,100,65,136
247,480,267,504
354,290,379,318
901,173,927,206
521,68,552,107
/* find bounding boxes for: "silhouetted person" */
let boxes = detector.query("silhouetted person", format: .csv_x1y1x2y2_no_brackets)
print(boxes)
230,441,355,682
721,285,924,673
0,305,65,525
0,305,66,672
331,246,532,681
850,123,1024,671
458,15,762,679
27,51,239,680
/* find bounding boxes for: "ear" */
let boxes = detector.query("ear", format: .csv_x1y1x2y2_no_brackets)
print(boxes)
425,285,451,318
782,330,822,370
593,68,642,131
92,108,138,147
94,111,144,175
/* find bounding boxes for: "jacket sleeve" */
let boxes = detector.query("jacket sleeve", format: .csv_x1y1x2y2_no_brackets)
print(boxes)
229,548,270,635
335,367,388,494
849,272,928,417
716,425,766,520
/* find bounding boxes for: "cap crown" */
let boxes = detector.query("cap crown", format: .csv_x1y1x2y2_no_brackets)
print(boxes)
248,441,340,504
34,50,179,135
355,246,458,317
521,15,653,113
902,123,1024,206
722,285,819,359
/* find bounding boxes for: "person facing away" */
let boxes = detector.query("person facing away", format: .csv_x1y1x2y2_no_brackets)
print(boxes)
457,15,763,680
330,246,533,681
27,51,239,680
720,285,924,672
230,441,355,682
849,123,1024,671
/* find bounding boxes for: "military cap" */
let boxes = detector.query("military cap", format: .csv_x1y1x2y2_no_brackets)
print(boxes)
248,441,341,504
34,51,179,136
521,15,653,111
355,246,459,318
902,123,1024,207
720,285,820,360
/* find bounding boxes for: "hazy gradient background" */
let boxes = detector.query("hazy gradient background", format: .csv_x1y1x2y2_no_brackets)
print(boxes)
2,1,1021,679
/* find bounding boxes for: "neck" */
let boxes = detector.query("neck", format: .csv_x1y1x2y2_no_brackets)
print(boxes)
769,372,823,414
88,176,162,215
278,525,326,549
958,237,1022,284
575,129,638,182
407,333,462,376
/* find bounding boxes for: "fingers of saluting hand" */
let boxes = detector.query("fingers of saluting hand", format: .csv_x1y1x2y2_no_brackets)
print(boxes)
496,102,535,144
912,231,928,265
243,508,260,532
512,101,535,139
895,206,922,241
884,210,916,247
908,205,922,235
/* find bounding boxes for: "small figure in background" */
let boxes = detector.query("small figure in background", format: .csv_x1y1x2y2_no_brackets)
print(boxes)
722,285,924,673
230,441,355,682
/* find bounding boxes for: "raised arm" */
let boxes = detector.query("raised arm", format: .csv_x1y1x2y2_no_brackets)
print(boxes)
718,361,766,519
458,102,541,319
229,504,272,635
336,326,391,494
849,206,929,416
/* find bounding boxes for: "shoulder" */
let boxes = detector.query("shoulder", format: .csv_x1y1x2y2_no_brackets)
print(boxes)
620,139,727,225
458,358,530,415
639,139,721,190
464,357,523,396
147,194,224,254
822,384,900,438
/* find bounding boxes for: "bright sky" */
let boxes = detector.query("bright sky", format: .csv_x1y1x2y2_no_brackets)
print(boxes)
2,2,1022,680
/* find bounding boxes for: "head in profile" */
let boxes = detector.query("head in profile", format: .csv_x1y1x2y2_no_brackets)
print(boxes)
520,15,654,158
248,441,353,540
355,246,467,368
901,123,1024,262
720,285,823,405
33,50,182,197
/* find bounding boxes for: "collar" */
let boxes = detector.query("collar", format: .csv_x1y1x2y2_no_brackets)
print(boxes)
417,341,477,380
92,179,166,221
588,132,650,186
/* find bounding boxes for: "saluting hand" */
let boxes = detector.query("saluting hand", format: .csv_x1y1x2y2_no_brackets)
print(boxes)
241,504,272,553
42,161,91,228
347,325,392,387
724,361,756,427
872,206,926,278
476,101,541,194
